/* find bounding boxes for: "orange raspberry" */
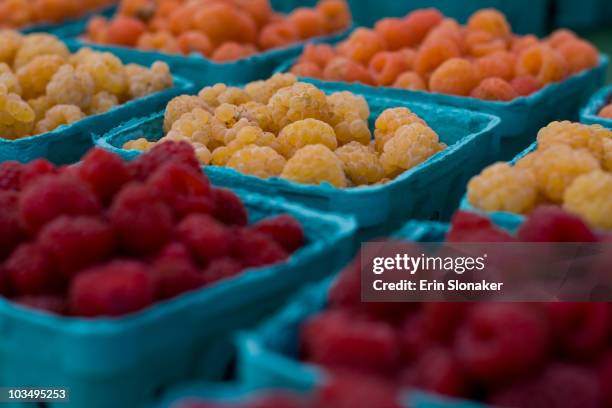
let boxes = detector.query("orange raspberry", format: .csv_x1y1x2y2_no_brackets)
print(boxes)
288,7,326,39
211,42,257,63
323,57,374,85
511,34,538,56
399,48,417,70
429,58,479,96
337,28,387,65
300,43,336,68
465,30,507,57
119,0,155,20
600,104,612,119
290,61,323,78
177,31,213,57
547,29,578,49
368,51,407,86
316,0,352,34
516,44,568,85
86,16,108,42
414,38,461,77
105,16,145,47
258,22,298,50
137,31,180,54
234,0,272,28
374,18,415,51
557,39,599,74
424,19,464,51
470,77,518,101
403,8,444,47
467,9,511,39
474,51,516,81
193,3,257,46
167,2,198,35
510,76,542,96
392,71,427,90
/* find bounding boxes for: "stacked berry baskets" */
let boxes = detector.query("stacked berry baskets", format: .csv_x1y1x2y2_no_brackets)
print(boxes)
96,73,501,238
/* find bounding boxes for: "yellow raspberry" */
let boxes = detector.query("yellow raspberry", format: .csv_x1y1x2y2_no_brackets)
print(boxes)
327,91,370,122
34,104,84,134
16,55,65,99
281,144,348,188
0,30,23,65
374,107,426,152
467,163,538,214
245,73,297,103
0,63,22,95
125,61,173,99
563,171,612,230
13,34,69,69
335,141,384,185
533,144,600,203
46,64,95,109
602,137,612,172
379,123,445,178
87,91,119,115
223,118,259,145
199,83,227,107
192,142,212,165
212,125,278,165
163,95,210,132
0,84,34,124
238,101,275,132
214,103,243,128
277,118,338,158
217,87,251,106
268,82,330,130
123,138,156,151
227,145,287,178
78,51,127,97
27,95,54,121
166,108,214,146
515,151,540,172
537,121,608,163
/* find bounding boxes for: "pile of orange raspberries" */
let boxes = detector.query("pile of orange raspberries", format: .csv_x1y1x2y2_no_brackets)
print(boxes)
85,0,352,63
0,0,114,28
290,8,600,102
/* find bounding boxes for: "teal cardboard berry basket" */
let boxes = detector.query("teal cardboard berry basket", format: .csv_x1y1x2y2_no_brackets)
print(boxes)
233,220,488,408
19,6,116,37
0,191,356,408
270,0,549,35
580,85,612,130
66,1,352,88
95,90,501,239
275,55,609,162
0,40,194,165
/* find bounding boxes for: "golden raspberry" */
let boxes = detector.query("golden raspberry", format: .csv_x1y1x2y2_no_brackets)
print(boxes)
87,91,119,115
46,64,95,109
166,108,214,146
163,95,210,132
125,61,173,99
602,137,612,172
537,121,608,163
212,125,278,165
16,55,64,99
277,118,338,158
515,151,540,172
0,63,22,95
238,101,275,132
467,162,538,214
218,87,251,106
379,123,445,178
199,83,228,108
223,118,259,145
335,141,384,185
533,144,600,203
13,34,69,69
27,95,54,121
563,171,612,230
0,83,34,124
123,138,156,151
245,73,297,103
34,104,84,134
281,144,348,188
77,51,127,97
327,91,371,145
214,103,244,128
192,142,212,165
268,82,330,130
374,107,426,152
227,145,287,178
0,30,23,65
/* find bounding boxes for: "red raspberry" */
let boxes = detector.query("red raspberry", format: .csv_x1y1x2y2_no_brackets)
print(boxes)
599,353,612,408
152,242,203,300
455,304,550,384
301,309,400,375
422,302,472,343
488,380,535,408
176,214,233,264
211,187,248,226
0,191,25,260
19,174,101,234
37,216,115,279
109,184,174,255
20,159,56,189
5,243,59,295
69,260,155,317
399,347,469,397
249,393,307,408
398,315,433,363
447,211,516,242
517,206,598,242
78,148,131,205
232,228,288,268
537,364,601,408
0,161,23,191
201,257,244,285
15,295,67,315
546,303,610,360
129,141,200,181
313,373,402,408
251,214,304,253
0,266,8,295
148,162,213,219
